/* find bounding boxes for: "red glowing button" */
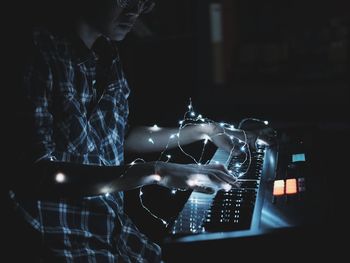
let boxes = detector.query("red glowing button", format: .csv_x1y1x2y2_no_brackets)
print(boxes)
273,180,285,196
286,178,297,194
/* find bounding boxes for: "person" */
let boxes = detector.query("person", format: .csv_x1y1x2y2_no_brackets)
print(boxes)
7,0,275,262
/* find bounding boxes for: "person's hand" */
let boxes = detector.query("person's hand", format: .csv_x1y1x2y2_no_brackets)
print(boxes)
246,126,277,149
204,122,277,154
238,119,277,149
154,162,239,194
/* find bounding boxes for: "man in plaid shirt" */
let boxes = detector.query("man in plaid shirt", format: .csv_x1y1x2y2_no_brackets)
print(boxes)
8,0,265,262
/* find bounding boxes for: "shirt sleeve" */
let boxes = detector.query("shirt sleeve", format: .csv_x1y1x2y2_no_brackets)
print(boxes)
23,42,56,163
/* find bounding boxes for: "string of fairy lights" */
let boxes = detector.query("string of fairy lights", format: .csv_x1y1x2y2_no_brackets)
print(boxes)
53,98,271,226
134,99,270,226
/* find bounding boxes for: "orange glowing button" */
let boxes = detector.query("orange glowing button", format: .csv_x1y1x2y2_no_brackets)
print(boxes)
286,178,298,194
273,180,285,196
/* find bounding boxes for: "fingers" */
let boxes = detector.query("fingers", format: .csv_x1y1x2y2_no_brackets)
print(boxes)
209,164,240,181
203,168,238,189
164,163,240,194
191,178,235,194
209,172,232,186
257,128,278,147
191,179,233,194
243,127,277,149
194,163,238,186
192,185,216,194
191,178,242,194
258,127,277,140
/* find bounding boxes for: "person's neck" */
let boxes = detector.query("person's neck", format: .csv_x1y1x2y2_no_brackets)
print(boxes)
76,19,101,49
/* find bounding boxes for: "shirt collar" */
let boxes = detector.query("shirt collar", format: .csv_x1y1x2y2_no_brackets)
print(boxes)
67,31,119,66
67,31,97,65
92,36,119,64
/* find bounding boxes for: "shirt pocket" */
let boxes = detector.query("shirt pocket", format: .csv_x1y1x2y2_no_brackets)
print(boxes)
55,90,91,154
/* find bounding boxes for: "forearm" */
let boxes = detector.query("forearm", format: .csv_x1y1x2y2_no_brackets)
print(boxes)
16,160,158,198
210,124,249,142
124,124,208,153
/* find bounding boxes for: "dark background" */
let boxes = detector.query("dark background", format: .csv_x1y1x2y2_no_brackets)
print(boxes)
2,0,349,260
118,0,349,126
4,1,348,135
120,2,349,246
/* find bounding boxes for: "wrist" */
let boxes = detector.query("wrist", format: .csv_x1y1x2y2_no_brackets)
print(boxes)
203,122,222,141
152,161,163,184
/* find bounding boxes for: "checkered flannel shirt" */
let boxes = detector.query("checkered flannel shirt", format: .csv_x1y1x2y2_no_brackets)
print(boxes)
11,27,161,262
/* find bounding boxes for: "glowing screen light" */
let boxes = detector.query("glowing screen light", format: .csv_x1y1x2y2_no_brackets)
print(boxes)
292,153,305,162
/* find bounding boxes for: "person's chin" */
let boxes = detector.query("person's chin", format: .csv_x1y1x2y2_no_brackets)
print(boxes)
110,31,129,41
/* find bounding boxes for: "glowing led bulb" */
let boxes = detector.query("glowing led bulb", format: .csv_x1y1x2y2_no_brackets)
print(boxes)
148,138,154,144
222,183,232,192
238,172,245,177
150,124,161,132
55,172,66,183
100,186,112,194
149,174,162,182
